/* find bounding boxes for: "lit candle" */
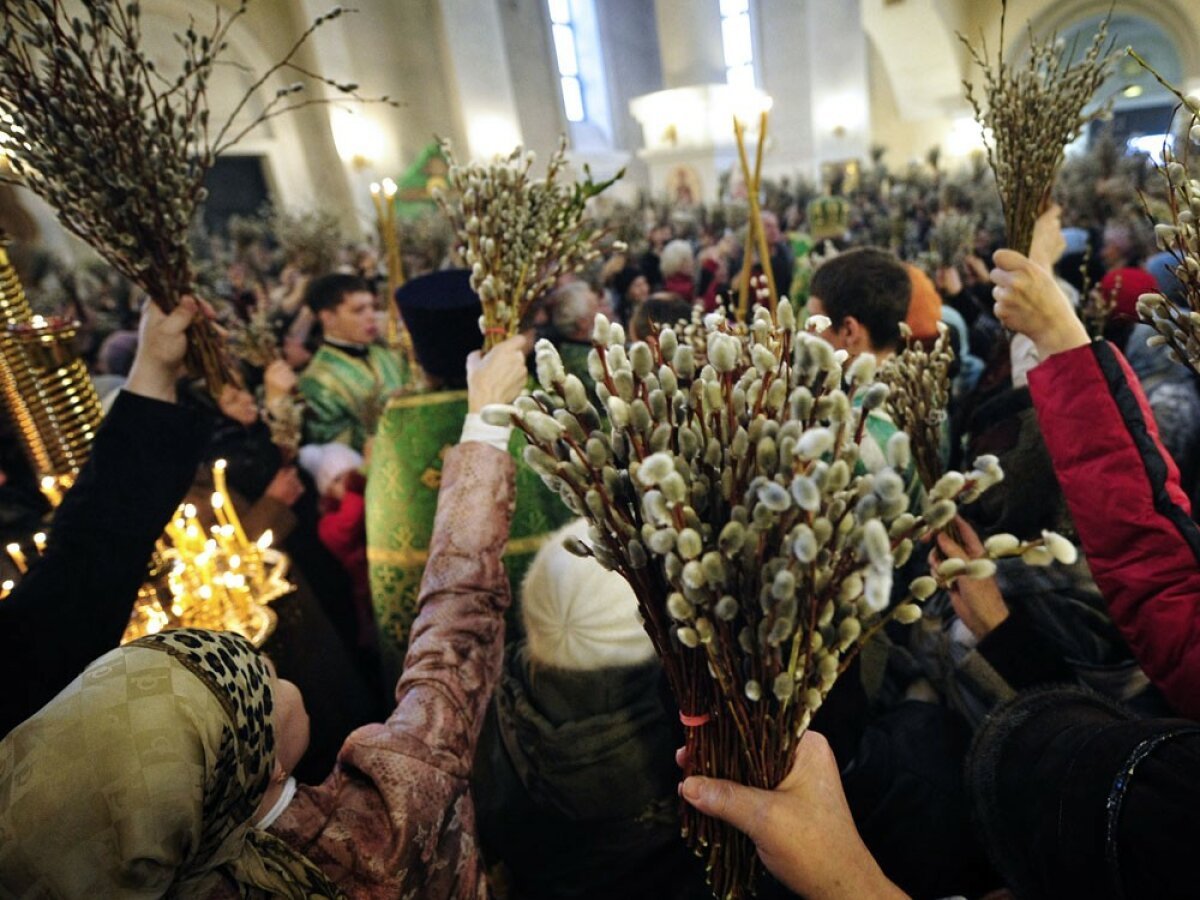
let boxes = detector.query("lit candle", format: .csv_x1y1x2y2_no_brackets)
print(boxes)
211,461,249,546
1,580,13,600
370,181,385,225
32,532,46,554
39,476,63,508
211,490,230,529
6,542,27,574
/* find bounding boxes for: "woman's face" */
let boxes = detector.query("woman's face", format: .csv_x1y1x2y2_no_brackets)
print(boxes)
628,275,650,304
264,657,310,774
218,387,260,427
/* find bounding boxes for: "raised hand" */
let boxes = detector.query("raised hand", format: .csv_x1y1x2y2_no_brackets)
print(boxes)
467,334,528,414
124,296,203,403
990,249,1088,358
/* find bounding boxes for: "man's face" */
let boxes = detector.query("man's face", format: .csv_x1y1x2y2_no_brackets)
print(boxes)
806,295,845,351
1101,227,1131,269
320,290,379,345
575,289,602,339
762,212,781,245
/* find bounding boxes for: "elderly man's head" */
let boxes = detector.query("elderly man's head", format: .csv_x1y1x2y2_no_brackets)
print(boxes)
551,282,602,341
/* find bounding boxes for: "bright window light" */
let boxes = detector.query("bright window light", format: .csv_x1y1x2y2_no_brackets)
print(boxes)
1128,133,1174,164
553,23,579,76
548,0,586,123
727,63,755,91
561,76,585,123
548,0,571,25
720,2,755,88
722,13,752,66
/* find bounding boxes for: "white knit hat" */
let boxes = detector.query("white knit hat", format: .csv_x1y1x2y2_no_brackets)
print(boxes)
520,519,657,671
298,442,363,496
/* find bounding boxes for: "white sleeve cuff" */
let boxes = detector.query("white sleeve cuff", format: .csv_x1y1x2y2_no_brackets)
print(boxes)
460,413,512,452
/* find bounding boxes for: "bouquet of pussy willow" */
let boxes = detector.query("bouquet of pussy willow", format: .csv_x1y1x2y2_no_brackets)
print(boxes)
435,136,622,351
1132,59,1200,374
0,0,389,394
483,305,1006,898
960,0,1118,256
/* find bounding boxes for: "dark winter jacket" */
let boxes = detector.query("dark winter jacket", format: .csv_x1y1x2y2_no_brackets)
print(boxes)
472,645,704,900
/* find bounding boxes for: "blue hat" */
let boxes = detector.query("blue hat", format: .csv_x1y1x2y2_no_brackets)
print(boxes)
1061,227,1090,257
1145,251,1185,307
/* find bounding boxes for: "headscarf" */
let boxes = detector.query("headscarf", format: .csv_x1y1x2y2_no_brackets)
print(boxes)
1099,266,1159,321
0,628,342,898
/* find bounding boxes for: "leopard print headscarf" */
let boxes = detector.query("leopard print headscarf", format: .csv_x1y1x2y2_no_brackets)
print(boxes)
0,628,343,899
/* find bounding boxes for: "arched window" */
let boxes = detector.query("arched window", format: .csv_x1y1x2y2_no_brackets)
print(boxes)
549,0,585,122
720,0,756,89
1054,12,1183,160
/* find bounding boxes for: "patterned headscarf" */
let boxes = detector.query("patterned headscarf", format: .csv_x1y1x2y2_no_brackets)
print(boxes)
0,628,342,898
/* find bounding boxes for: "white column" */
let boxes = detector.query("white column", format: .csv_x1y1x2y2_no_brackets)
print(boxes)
807,0,870,174
654,0,727,88
755,0,816,177
437,0,525,160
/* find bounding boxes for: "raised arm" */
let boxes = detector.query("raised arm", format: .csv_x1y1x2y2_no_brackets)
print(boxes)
272,338,527,894
0,298,209,736
388,335,528,758
993,246,1200,719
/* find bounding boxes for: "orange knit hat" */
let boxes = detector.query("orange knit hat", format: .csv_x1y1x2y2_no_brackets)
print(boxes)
904,264,943,341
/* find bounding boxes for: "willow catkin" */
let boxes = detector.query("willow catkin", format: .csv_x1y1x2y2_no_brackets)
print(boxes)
435,137,622,349
961,1,1120,255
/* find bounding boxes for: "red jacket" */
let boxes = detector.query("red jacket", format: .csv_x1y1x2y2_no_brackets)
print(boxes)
663,272,696,302
318,471,369,607
1029,341,1200,719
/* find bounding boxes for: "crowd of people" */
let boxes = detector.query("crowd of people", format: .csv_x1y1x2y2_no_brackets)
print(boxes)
1,131,1199,899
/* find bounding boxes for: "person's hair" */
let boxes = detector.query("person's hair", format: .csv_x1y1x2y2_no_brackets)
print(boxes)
659,239,695,279
550,281,597,337
809,247,911,351
304,272,372,316
630,293,694,342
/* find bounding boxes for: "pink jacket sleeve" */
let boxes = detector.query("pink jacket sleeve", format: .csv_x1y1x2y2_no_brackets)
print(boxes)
269,441,516,898
1028,340,1200,719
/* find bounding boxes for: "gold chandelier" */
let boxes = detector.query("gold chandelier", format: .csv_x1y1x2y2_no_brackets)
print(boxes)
0,241,292,645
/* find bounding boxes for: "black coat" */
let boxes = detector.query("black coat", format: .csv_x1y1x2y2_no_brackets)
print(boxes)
0,391,207,737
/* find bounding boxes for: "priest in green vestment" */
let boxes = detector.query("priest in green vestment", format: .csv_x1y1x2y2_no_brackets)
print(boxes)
299,273,408,452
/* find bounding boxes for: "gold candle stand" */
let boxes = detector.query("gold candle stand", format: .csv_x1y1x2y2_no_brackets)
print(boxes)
371,178,425,384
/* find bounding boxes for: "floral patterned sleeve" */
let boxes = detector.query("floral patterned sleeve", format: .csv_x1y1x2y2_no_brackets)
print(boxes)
267,442,516,899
